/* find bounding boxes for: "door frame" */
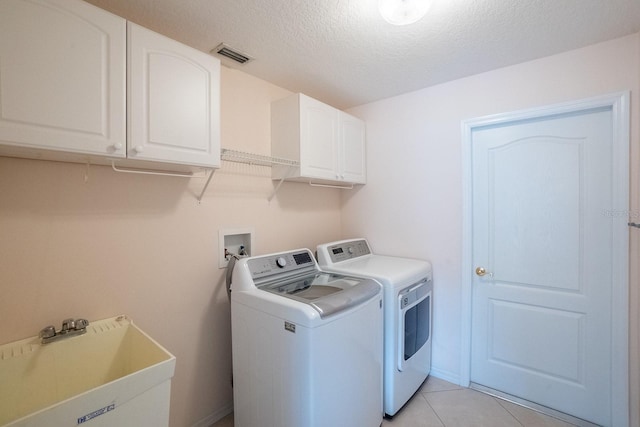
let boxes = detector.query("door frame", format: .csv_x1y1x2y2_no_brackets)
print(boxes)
460,92,630,426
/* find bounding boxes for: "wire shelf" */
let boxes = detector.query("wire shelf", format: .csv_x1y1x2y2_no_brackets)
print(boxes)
220,148,299,167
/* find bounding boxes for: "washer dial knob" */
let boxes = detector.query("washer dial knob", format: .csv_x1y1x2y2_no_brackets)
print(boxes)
276,257,287,268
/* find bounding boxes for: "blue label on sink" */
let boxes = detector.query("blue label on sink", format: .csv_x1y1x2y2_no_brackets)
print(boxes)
77,403,115,424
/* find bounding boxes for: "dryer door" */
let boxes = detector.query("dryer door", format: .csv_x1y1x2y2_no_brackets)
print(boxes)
398,278,432,371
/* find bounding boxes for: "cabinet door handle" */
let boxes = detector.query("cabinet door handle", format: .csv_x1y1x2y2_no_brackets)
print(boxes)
112,143,123,151
133,145,144,154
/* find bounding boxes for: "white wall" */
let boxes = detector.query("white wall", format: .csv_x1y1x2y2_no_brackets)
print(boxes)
344,33,640,424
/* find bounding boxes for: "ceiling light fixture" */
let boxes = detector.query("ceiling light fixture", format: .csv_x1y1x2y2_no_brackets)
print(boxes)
378,0,432,25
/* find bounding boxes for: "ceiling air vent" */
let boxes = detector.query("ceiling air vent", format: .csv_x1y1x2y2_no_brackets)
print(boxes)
212,43,253,65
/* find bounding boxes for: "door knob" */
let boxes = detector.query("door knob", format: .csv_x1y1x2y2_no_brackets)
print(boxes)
475,267,488,276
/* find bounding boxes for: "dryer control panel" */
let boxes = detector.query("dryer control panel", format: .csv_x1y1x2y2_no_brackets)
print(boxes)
326,239,371,263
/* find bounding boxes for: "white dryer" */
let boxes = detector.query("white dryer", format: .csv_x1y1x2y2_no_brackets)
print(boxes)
317,239,433,417
231,248,384,427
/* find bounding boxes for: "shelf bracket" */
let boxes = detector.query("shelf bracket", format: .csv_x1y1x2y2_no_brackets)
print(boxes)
268,176,287,203
197,169,216,203
268,164,299,202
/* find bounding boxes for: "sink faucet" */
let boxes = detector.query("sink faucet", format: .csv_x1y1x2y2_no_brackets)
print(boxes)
39,318,89,344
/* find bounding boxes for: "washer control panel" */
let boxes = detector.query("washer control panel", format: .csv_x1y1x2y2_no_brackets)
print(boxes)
326,239,371,263
247,250,315,281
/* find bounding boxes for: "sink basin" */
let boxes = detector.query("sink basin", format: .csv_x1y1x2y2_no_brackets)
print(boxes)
0,315,176,427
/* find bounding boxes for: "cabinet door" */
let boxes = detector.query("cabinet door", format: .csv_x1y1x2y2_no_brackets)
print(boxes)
339,113,367,184
299,95,339,181
0,0,126,156
128,23,220,168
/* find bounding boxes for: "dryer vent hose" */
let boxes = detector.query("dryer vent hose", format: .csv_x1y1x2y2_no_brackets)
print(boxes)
226,246,248,299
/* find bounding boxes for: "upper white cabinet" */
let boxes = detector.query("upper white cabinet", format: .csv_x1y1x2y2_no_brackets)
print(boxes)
271,93,366,185
128,23,220,168
0,0,126,156
0,0,220,170
338,112,367,184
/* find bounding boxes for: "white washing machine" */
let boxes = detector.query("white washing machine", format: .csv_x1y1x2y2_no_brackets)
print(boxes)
231,248,384,427
317,239,433,417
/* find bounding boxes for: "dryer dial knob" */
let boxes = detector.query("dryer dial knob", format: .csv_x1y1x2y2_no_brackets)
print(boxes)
276,257,287,268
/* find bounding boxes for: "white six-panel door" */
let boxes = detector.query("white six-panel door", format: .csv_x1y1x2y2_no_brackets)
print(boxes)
462,93,629,426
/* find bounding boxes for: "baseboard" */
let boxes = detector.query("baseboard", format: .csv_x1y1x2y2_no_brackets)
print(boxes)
429,367,462,386
191,402,233,427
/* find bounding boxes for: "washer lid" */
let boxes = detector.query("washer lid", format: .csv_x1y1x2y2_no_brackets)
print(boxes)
259,272,381,318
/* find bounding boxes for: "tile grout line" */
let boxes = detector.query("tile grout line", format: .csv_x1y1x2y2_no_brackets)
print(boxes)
494,396,525,427
421,391,447,427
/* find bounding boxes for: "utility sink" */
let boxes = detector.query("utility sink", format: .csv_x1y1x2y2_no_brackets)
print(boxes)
0,315,176,427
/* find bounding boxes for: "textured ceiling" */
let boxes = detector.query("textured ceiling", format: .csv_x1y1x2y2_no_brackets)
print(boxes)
83,0,640,109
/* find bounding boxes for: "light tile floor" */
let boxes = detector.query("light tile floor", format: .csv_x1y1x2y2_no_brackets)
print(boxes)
211,376,577,427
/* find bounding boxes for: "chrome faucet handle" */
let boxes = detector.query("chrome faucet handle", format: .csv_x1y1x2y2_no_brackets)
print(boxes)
74,319,89,330
40,317,88,344
39,325,56,339
61,318,75,333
